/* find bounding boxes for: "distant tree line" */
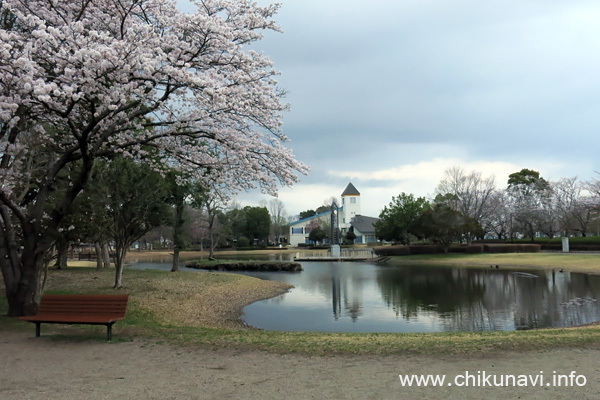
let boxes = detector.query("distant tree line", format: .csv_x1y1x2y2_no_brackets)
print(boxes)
375,167,600,250
50,156,286,287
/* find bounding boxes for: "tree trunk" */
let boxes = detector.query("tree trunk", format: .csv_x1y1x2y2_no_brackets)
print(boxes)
94,242,103,270
54,239,69,269
57,249,68,269
113,246,128,289
114,264,124,288
208,212,217,260
1,148,92,317
102,243,111,268
1,222,55,316
171,246,180,272
3,236,48,316
6,273,40,316
171,193,185,272
209,231,216,260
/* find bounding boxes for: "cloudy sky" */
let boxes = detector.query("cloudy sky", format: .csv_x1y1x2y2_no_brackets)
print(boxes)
179,0,600,219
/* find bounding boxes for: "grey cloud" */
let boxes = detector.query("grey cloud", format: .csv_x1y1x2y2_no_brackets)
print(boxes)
178,0,600,196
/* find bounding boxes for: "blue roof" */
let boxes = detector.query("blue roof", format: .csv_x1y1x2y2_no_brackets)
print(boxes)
289,206,344,226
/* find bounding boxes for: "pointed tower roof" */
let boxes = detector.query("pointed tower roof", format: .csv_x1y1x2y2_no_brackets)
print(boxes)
341,182,360,196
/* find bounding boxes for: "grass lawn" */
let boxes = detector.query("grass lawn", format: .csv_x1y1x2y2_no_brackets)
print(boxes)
385,252,600,274
2,251,600,355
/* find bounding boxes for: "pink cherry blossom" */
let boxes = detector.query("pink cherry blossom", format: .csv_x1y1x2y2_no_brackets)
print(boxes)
0,0,308,316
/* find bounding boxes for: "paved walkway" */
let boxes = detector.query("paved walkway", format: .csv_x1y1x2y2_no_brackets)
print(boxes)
2,331,600,399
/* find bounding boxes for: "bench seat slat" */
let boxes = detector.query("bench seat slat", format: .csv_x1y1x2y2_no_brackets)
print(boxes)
20,314,125,324
40,307,127,315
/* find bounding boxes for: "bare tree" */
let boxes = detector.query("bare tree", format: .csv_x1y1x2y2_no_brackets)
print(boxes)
268,199,288,244
435,166,496,243
552,177,579,235
588,178,600,198
572,198,597,237
549,177,597,237
481,190,511,240
324,196,340,208
185,207,209,251
190,185,229,260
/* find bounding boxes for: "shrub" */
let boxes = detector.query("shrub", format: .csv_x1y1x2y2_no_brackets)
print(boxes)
484,244,519,253
520,244,541,253
373,246,411,256
466,245,484,254
483,244,540,253
510,236,600,246
236,236,250,247
540,244,600,251
408,245,442,254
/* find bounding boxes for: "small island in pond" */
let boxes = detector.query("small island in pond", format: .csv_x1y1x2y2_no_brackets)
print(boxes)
185,260,303,272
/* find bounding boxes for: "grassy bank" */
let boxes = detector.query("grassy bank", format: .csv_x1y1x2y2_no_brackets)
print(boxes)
3,252,600,355
384,252,600,274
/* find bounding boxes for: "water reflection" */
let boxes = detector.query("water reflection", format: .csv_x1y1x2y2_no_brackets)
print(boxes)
241,263,600,333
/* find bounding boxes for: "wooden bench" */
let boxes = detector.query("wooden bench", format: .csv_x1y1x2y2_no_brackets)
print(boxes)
19,294,129,341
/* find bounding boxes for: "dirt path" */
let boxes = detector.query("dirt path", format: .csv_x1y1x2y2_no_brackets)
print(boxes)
2,331,599,400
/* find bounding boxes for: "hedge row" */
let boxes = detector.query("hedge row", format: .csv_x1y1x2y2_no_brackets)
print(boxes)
374,243,541,256
483,244,540,253
540,244,600,251
484,236,600,245
374,246,412,256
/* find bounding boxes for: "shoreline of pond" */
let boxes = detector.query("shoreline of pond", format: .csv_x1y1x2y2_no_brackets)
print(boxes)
120,252,600,334
5,263,600,357
185,260,303,272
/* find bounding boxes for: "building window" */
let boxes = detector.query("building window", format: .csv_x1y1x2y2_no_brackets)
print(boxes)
350,197,356,204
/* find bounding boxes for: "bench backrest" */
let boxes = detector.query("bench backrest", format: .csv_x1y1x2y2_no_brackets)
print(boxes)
39,294,129,317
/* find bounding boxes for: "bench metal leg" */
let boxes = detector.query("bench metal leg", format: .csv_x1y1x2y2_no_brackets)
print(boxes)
107,323,113,341
35,323,41,337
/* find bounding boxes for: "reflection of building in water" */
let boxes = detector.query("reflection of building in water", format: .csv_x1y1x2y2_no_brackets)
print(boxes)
332,277,341,320
330,271,363,321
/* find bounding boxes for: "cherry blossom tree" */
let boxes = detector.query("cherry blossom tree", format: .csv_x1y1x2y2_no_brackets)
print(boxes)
0,0,307,316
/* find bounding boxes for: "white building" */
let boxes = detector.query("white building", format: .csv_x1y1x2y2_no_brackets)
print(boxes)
288,183,379,246
340,182,360,228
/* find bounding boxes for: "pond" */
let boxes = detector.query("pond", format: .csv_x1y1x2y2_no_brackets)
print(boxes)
239,262,600,333
127,256,600,333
